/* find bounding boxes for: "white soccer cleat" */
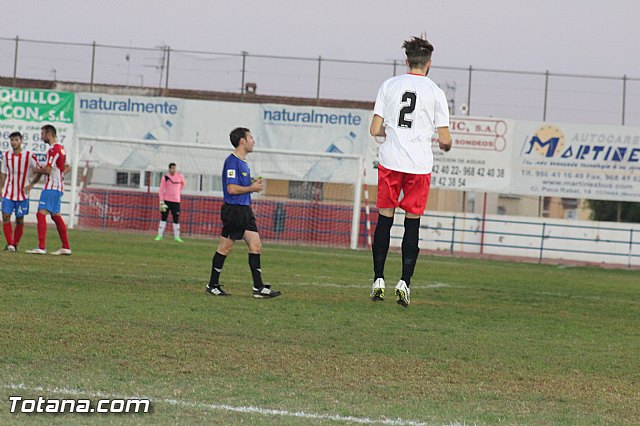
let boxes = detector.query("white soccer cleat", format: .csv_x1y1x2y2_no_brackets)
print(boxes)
26,248,47,255
395,280,410,307
50,248,72,256
370,278,385,301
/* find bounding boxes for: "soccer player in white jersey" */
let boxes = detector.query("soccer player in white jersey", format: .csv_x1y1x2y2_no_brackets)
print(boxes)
26,124,72,255
369,36,453,307
0,132,42,251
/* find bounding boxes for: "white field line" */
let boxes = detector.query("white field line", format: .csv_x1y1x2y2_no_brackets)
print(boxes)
283,281,639,305
2,384,474,426
277,282,456,290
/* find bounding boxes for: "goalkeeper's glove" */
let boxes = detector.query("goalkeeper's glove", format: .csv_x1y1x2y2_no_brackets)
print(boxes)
159,201,168,212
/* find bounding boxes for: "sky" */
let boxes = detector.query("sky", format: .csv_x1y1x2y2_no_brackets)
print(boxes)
3,0,639,75
2,0,640,123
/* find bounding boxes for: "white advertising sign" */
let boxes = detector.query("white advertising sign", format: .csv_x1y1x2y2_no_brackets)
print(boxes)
75,93,640,202
77,94,371,183
432,117,513,192
513,122,640,201
76,93,185,141
181,101,371,183
365,116,514,191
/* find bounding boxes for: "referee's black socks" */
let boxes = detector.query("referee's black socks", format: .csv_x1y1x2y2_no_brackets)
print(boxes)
401,217,420,287
248,253,264,288
209,252,227,287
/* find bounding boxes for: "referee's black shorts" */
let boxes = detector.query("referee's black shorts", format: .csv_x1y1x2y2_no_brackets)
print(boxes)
220,203,258,240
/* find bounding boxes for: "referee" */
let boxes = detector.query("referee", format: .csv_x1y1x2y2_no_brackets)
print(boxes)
205,127,281,298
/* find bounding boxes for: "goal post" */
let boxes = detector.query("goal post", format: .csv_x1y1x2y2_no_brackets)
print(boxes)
71,135,365,249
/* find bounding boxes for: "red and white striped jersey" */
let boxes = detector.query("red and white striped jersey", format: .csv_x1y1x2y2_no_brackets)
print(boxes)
44,143,68,192
1,150,42,201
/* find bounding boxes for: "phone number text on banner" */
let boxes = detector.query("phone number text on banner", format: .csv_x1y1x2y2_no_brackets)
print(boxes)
430,117,513,192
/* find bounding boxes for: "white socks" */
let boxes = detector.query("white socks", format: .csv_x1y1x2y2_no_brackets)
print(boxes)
157,221,167,237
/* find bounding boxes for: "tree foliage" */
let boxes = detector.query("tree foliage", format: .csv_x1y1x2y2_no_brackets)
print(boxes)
587,200,640,223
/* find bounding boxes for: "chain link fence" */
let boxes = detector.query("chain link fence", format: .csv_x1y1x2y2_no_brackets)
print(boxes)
2,35,640,126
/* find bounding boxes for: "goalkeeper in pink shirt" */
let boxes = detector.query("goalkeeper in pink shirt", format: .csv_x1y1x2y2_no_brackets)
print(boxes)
155,163,186,242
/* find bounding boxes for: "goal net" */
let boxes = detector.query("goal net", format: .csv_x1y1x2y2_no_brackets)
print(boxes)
71,136,365,248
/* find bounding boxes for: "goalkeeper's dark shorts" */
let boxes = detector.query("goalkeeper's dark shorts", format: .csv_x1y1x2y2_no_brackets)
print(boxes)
220,203,258,240
161,201,180,223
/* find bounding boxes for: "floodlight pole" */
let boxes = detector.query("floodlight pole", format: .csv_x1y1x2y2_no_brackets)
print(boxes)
241,51,247,101
622,75,627,126
165,46,171,90
466,65,472,116
13,36,19,86
90,41,96,92
543,70,549,121
316,56,322,103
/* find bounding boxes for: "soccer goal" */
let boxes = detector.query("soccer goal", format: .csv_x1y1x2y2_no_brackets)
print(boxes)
70,135,365,249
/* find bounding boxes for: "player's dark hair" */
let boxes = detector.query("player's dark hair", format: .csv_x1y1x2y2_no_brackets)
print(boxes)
168,162,176,169
9,131,22,140
403,36,434,68
229,127,250,148
41,124,57,136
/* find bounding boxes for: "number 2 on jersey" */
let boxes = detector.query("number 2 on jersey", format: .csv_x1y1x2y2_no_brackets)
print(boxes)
398,91,417,128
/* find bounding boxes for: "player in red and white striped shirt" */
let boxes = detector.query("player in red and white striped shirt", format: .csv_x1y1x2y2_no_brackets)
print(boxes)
1,132,42,251
26,125,72,255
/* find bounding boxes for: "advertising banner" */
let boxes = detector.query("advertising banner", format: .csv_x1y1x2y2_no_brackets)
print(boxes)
181,101,371,183
76,93,184,141
365,116,514,191
0,86,75,162
77,94,371,183
432,117,513,192
75,93,640,202
513,122,640,201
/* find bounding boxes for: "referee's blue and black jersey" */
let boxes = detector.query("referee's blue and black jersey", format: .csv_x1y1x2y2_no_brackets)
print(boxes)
222,153,252,205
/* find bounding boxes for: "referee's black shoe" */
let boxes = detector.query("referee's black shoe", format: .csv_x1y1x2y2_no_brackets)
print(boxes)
253,286,281,298
205,285,229,296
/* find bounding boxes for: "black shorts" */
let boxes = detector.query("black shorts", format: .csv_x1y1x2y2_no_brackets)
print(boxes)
221,203,258,240
161,201,180,223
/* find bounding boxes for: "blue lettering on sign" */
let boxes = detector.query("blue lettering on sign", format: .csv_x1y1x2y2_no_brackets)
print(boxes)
526,136,561,157
527,140,640,163
263,107,362,126
79,97,178,115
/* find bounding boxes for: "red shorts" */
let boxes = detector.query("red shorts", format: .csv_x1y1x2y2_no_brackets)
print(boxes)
376,164,431,215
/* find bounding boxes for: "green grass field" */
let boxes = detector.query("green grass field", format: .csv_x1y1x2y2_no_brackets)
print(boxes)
1,229,639,425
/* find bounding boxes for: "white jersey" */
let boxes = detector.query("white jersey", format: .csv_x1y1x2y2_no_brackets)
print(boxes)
373,73,450,174
1,150,41,201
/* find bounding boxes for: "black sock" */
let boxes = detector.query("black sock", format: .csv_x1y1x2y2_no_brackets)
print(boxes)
372,214,394,280
208,252,226,287
248,253,263,289
401,217,420,286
